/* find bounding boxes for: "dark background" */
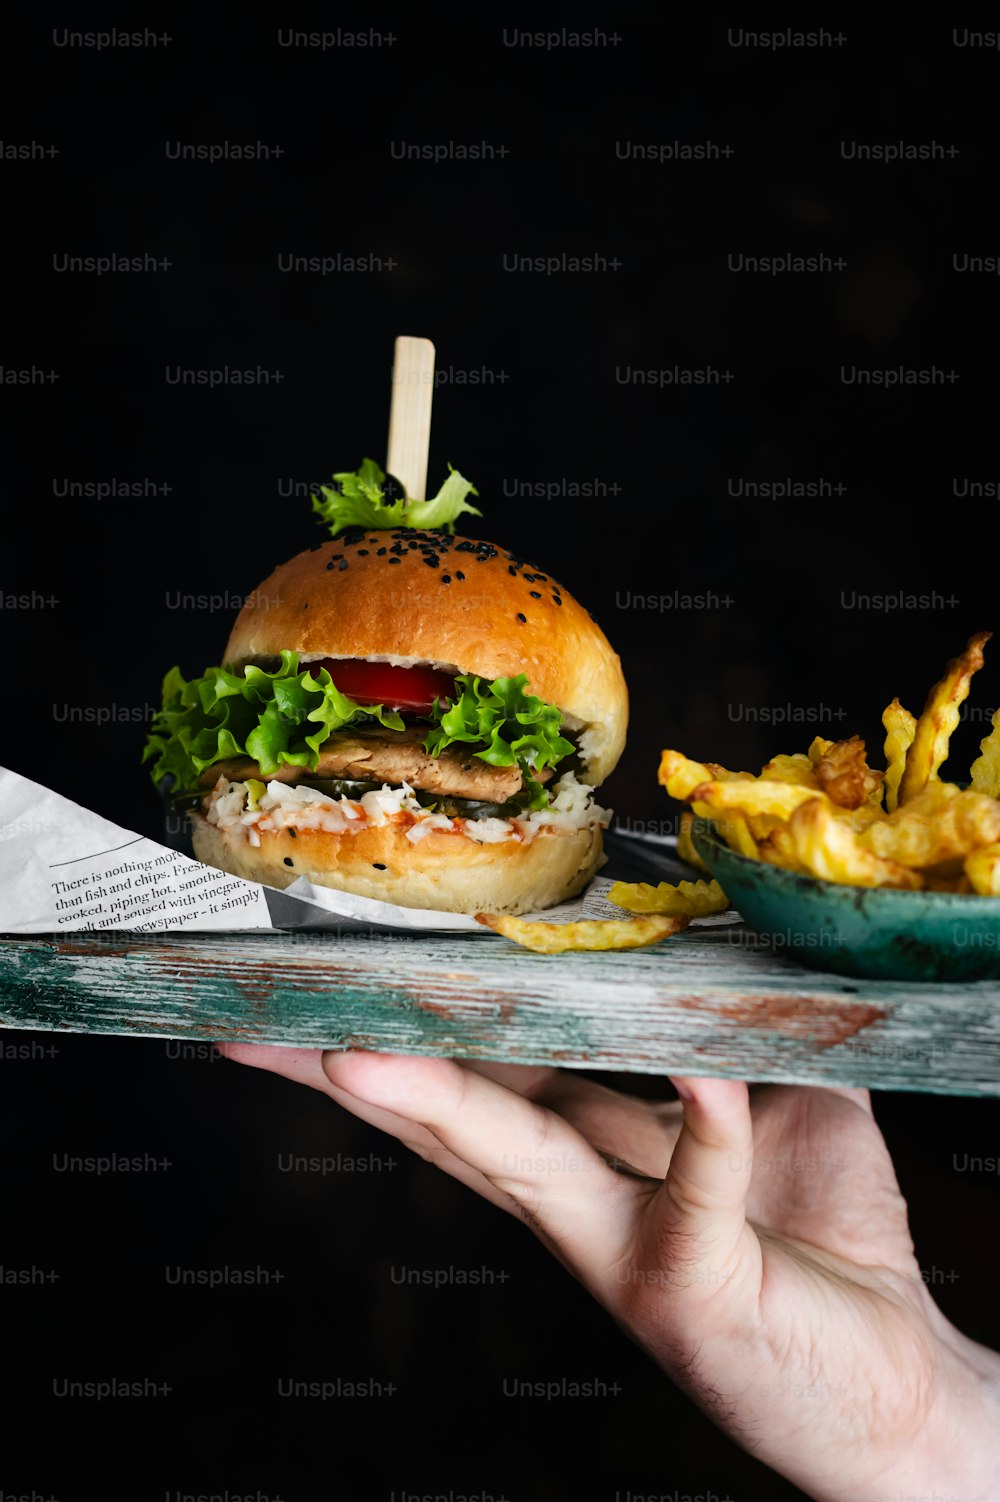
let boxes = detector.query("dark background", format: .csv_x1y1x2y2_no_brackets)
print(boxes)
2,9,999,1500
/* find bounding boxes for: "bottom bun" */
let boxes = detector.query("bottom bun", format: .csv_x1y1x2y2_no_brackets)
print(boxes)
190,813,606,915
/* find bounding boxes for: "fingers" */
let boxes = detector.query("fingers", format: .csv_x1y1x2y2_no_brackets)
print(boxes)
526,1073,684,1180
321,1050,639,1289
639,1076,759,1301
215,1042,330,1090
217,1044,699,1294
822,1086,873,1114
465,1063,685,1178
462,1061,558,1097
215,1042,516,1212
218,1045,684,1223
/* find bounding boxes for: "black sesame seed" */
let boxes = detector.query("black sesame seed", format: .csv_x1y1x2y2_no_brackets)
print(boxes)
442,574,451,584
508,565,517,576
288,828,297,838
517,612,527,623
339,559,348,571
331,554,343,561
325,560,336,570
377,547,387,556
358,549,369,556
530,590,542,598
553,596,562,606
389,556,400,564
372,862,387,870
283,857,294,867
455,570,465,580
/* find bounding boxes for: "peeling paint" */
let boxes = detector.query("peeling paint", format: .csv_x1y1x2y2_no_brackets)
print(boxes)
0,933,995,1096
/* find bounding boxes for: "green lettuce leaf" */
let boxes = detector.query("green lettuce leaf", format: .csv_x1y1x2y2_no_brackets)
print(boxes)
143,650,404,791
312,458,481,538
424,675,574,808
145,654,574,812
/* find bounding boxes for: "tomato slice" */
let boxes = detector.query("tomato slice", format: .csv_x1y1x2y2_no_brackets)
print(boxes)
306,658,456,714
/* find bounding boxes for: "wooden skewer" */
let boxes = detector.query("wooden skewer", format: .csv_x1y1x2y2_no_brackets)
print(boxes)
385,335,435,501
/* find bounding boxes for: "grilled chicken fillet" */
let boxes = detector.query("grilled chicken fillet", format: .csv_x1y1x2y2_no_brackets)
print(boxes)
198,726,553,802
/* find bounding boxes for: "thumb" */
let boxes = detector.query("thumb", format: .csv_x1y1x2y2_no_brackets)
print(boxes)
642,1077,758,1301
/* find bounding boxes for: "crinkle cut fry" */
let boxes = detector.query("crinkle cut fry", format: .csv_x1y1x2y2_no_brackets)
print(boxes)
789,798,922,889
899,631,991,804
476,911,691,952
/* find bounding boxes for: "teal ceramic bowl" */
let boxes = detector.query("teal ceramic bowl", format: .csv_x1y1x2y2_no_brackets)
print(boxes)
691,818,1000,982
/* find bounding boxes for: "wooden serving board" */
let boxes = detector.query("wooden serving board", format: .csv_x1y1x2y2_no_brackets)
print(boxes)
2,832,997,1095
0,923,997,1096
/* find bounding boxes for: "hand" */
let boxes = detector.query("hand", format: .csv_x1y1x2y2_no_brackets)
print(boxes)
217,1045,1000,1501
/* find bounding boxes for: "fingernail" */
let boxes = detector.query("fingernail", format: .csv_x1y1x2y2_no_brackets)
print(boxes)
669,1076,693,1101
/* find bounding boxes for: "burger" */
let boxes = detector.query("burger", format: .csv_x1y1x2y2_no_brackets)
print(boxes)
144,461,627,915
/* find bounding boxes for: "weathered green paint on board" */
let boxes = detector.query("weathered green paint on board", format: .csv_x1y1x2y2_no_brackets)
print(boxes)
0,925,998,1095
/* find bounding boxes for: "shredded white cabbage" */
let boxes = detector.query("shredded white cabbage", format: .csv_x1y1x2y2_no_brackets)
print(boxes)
205,771,610,846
